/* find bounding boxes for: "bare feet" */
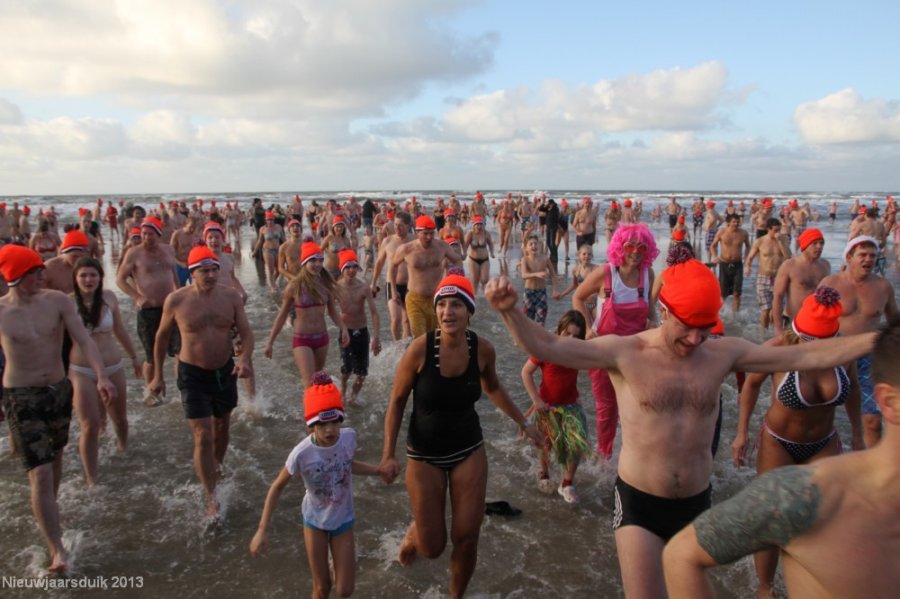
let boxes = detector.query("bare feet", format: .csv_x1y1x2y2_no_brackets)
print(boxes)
48,547,68,575
205,495,220,520
397,522,418,567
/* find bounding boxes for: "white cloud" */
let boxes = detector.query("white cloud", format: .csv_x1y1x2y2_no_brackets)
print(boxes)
0,0,495,118
0,98,24,124
794,88,900,144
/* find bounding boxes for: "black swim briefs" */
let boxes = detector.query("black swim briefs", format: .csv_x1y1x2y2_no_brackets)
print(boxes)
612,476,711,541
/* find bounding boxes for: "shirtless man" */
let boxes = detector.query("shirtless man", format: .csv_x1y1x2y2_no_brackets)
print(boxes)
789,200,810,250
391,215,461,338
0,245,116,573
336,249,381,403
116,217,179,404
702,201,723,262
170,217,201,287
752,199,775,239
149,246,253,518
744,218,790,329
277,219,304,281
603,201,621,243
849,208,886,246
572,198,598,248
772,229,831,336
691,198,705,241
485,260,875,599
710,214,750,314
664,319,900,599
372,212,414,340
819,236,898,447
666,197,682,231
517,199,535,242
44,230,89,293
0,203,15,242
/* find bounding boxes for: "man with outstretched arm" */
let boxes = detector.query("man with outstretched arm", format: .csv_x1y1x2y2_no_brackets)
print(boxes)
484,260,876,599
663,318,899,599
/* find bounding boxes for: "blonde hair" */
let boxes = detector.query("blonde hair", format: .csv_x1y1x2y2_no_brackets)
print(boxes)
284,264,338,306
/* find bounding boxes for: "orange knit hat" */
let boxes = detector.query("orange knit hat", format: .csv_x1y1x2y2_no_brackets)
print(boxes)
300,241,324,265
798,228,824,251
793,287,842,340
0,245,44,287
433,274,475,313
339,249,359,272
303,371,344,426
61,230,90,253
658,259,722,328
142,217,163,235
130,227,142,239
187,245,220,271
415,215,436,231
203,221,224,239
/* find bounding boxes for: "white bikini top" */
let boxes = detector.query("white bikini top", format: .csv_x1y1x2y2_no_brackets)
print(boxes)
90,305,114,334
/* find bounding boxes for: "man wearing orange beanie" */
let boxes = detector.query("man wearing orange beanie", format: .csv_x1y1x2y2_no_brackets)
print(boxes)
0,245,116,574
391,215,462,337
44,229,89,293
149,245,254,519
772,227,831,336
486,268,877,598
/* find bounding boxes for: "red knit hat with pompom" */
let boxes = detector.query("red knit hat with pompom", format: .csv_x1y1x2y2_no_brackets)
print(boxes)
793,287,842,339
303,371,344,426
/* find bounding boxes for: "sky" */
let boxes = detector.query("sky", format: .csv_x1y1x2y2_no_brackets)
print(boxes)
1,0,899,195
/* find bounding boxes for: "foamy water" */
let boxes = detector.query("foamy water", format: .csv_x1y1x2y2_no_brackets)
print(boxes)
0,191,897,597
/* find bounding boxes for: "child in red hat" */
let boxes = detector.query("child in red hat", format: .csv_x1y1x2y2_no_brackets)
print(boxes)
249,372,388,596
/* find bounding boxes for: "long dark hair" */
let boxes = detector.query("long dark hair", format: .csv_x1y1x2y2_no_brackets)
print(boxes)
72,257,106,329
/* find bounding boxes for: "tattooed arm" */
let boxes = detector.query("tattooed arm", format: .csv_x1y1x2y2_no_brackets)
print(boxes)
664,466,822,598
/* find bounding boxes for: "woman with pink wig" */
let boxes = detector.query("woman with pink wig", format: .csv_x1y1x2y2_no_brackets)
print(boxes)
572,223,659,458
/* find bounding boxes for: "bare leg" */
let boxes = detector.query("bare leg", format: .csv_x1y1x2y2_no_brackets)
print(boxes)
614,526,667,598
330,529,357,597
71,370,101,487
292,346,316,388
401,457,450,566
106,368,129,452
28,461,68,573
213,413,231,467
188,418,219,517
351,375,365,402
303,527,333,599
447,447,487,599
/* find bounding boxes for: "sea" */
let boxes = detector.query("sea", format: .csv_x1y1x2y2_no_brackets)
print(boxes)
1,190,898,598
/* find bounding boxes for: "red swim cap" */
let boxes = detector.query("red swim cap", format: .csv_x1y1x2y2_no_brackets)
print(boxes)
415,216,436,231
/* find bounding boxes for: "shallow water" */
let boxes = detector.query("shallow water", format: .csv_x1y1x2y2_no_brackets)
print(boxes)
1,192,897,598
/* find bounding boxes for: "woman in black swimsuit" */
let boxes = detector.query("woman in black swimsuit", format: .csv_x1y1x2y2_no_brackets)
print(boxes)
380,275,541,598
464,217,494,294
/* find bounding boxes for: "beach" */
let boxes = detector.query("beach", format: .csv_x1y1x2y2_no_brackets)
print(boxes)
1,190,897,598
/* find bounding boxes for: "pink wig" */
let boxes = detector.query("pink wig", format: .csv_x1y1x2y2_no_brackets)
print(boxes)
606,223,659,270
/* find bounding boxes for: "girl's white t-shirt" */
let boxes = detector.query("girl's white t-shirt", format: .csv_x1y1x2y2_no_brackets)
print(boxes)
285,428,356,531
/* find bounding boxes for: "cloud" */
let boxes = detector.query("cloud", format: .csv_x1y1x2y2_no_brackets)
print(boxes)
0,0,495,118
0,98,24,125
794,88,900,144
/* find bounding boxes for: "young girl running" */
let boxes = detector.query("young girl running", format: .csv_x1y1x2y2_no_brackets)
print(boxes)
249,372,387,597
521,310,591,503
265,240,349,388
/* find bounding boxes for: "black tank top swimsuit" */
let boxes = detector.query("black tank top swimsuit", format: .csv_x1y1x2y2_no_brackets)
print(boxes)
406,330,483,471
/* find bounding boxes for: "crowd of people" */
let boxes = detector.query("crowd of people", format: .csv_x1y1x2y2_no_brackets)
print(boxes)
0,192,897,598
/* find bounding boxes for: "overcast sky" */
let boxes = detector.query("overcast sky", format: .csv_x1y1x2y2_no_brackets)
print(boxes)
1,0,899,195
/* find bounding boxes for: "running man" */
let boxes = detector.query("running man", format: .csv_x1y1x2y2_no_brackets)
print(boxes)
772,228,831,336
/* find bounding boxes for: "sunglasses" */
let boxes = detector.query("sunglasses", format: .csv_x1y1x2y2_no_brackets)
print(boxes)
623,241,648,254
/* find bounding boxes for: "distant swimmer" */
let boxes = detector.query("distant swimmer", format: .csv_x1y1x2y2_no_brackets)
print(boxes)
664,318,900,599
710,214,750,316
